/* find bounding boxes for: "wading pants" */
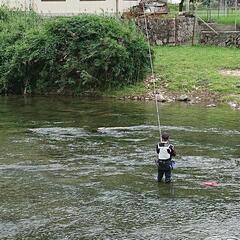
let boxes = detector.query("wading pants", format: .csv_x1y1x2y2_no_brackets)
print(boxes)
157,160,172,183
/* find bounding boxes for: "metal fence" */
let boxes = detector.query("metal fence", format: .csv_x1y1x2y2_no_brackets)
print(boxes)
195,0,240,26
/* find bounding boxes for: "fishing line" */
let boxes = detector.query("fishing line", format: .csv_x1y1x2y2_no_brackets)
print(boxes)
142,3,162,139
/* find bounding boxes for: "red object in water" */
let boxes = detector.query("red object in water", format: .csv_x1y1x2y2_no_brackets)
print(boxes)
202,181,221,187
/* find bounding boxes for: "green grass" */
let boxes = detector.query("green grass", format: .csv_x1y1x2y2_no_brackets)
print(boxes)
167,4,179,18
108,46,240,102
212,15,240,25
161,4,240,25
197,9,240,25
154,46,240,94
104,82,147,97
202,14,240,25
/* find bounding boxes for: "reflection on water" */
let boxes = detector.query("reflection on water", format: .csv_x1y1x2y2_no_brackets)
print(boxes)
0,96,240,239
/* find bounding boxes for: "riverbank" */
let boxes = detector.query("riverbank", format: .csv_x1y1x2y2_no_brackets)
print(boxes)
106,45,240,109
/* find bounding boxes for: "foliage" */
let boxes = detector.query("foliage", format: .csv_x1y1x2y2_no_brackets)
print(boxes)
0,8,150,95
0,7,43,93
167,4,179,17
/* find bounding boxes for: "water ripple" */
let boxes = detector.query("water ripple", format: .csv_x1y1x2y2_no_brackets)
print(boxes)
29,127,89,139
97,125,240,136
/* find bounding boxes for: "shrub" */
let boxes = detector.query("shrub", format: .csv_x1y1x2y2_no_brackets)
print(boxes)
0,10,150,95
0,7,43,94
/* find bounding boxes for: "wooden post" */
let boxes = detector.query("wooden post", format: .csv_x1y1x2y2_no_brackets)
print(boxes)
174,15,177,45
186,0,190,12
192,16,196,45
197,15,219,34
235,0,237,31
116,0,119,15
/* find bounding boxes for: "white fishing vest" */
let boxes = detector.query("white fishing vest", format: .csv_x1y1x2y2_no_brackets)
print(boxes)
158,143,171,160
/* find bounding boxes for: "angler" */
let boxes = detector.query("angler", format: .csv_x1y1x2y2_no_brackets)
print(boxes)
156,132,176,183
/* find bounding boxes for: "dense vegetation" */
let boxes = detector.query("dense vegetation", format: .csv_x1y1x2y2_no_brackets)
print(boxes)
0,7,150,95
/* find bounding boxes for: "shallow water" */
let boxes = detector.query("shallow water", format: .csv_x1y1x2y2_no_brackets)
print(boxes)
0,96,240,240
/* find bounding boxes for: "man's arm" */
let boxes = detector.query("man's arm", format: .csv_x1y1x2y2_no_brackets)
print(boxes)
156,144,160,154
168,144,176,157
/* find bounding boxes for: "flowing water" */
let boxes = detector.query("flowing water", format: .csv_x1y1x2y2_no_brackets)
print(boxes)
0,96,240,240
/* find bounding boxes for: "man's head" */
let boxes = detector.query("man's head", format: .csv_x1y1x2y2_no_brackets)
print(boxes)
161,132,169,142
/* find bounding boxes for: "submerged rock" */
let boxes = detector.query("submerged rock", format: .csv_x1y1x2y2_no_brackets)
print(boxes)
155,93,166,102
228,101,238,109
177,95,191,102
207,104,217,107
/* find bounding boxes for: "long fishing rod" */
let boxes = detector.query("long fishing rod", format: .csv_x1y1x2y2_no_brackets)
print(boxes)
142,3,162,139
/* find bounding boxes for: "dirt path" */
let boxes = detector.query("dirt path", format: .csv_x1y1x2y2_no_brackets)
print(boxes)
219,69,240,77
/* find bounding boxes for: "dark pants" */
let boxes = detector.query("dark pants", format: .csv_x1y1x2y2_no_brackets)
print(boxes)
157,160,172,183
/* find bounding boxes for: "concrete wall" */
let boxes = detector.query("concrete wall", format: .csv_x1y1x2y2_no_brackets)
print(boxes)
0,0,140,14
136,16,195,45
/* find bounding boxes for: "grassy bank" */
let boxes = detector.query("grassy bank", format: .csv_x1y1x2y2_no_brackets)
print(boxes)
107,45,240,103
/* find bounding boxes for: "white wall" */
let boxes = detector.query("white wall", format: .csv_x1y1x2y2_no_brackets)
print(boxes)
0,0,141,15
168,0,181,4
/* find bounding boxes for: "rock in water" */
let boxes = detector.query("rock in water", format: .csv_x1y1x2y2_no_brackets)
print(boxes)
178,95,190,102
156,93,166,102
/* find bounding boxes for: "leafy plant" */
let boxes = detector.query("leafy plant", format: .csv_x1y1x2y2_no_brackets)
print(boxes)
0,8,150,95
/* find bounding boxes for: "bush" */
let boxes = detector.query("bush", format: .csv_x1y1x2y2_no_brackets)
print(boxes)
0,7,43,94
0,9,150,95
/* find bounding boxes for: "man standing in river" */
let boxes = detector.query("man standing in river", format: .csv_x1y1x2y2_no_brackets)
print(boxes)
156,132,176,183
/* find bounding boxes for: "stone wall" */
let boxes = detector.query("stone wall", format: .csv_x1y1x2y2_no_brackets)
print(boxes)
199,23,240,32
200,31,240,47
199,22,240,47
135,16,240,47
136,16,195,45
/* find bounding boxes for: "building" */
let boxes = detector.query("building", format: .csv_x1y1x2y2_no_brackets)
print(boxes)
0,0,141,15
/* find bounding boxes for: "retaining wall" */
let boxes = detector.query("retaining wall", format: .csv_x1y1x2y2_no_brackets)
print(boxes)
136,16,195,45
199,22,240,47
136,16,240,47
200,31,240,47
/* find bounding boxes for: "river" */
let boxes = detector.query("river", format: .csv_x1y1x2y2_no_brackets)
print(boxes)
0,96,240,240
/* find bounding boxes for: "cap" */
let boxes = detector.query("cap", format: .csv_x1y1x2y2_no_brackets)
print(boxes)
161,132,169,141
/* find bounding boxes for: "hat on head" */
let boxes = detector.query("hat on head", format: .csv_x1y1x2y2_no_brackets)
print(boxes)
161,132,169,141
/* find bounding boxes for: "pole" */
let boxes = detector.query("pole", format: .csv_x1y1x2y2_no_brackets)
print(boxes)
192,16,196,45
116,0,119,15
209,0,211,21
235,0,237,31
197,15,219,34
174,15,177,45
142,4,162,139
186,0,190,12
